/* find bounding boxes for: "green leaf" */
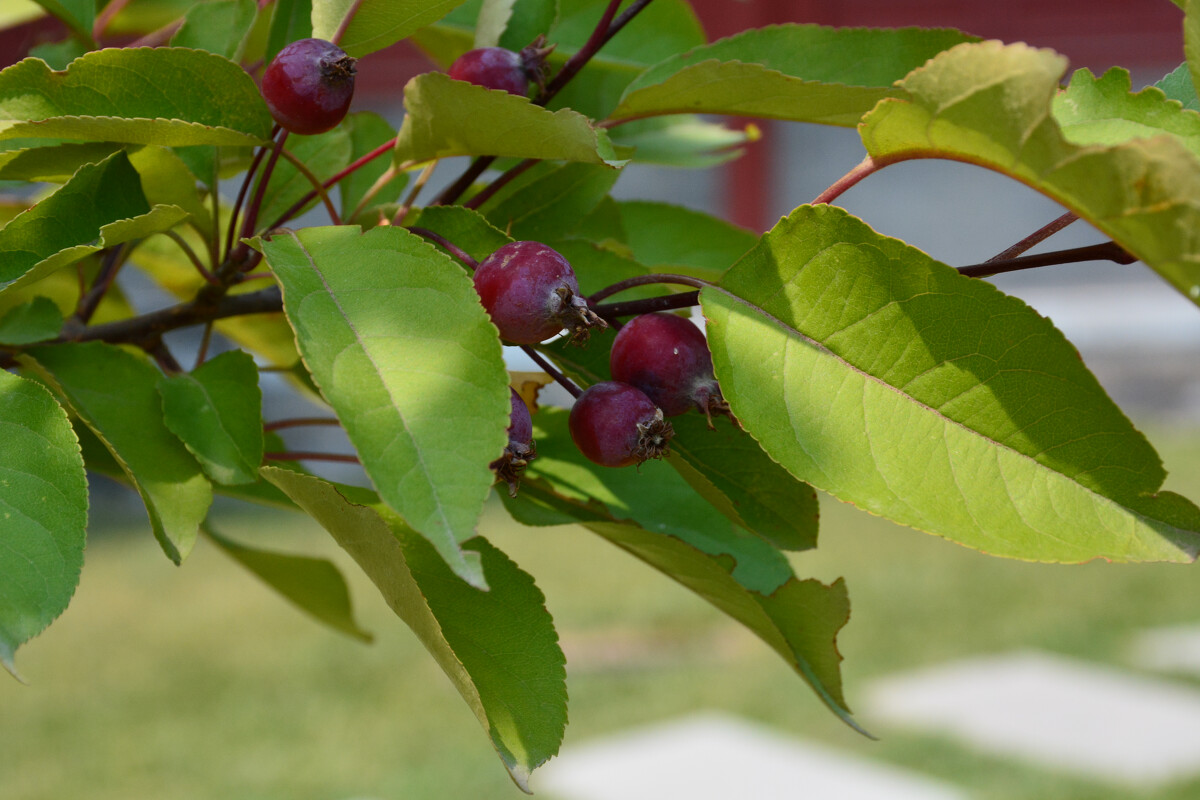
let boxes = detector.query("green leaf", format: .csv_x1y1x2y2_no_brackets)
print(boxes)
128,145,214,234
505,474,860,734
30,0,94,43
1188,0,1200,102
1053,67,1200,159
258,225,510,588
0,143,124,183
23,342,213,564
1157,63,1200,112
704,204,1200,564
0,296,63,345
339,112,406,222
262,467,567,789
259,125,352,228
474,0,517,48
158,350,264,486
668,414,819,552
610,116,757,168
28,37,89,70
611,25,978,126
529,408,794,593
204,523,371,641
496,0,556,52
392,72,625,167
171,0,259,59
0,370,88,678
266,0,313,62
616,200,756,282
312,0,472,57
860,40,1200,308
483,162,619,240
411,205,512,262
0,48,273,146
0,151,188,297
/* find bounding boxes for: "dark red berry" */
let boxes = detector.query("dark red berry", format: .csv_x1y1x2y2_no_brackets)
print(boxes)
448,47,530,96
569,381,673,468
261,38,357,135
609,312,734,427
491,387,537,496
474,241,606,345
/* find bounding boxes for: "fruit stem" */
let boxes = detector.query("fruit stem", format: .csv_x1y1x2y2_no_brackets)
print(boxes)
431,157,495,206
812,154,880,205
392,161,437,224
409,227,479,269
264,417,343,431
540,0,624,105
225,126,279,263
593,290,699,320
263,451,361,464
235,129,290,264
194,322,214,370
273,146,343,225
588,273,712,304
987,210,1078,262
331,0,366,46
69,243,128,328
522,346,583,399
161,229,220,285
435,0,656,207
957,241,1135,278
464,158,538,210
266,136,402,232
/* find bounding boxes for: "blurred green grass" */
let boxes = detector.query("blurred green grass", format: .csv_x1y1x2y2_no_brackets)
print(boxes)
3,427,1200,800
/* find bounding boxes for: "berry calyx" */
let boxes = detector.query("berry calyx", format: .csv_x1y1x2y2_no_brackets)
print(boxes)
261,38,357,135
609,311,734,427
474,241,606,345
447,38,555,97
491,387,537,497
569,381,673,468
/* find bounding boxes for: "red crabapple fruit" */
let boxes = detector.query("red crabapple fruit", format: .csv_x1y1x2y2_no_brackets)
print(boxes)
569,381,673,468
473,241,606,345
261,38,356,135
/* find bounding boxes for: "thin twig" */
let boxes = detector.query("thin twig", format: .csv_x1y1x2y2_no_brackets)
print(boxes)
225,128,279,262
266,138,403,231
987,211,1079,263
148,339,183,374
409,227,479,269
71,244,128,326
431,157,495,207
392,161,436,224
588,273,711,304
593,290,700,320
194,322,214,370
264,417,343,431
162,230,219,285
93,0,131,41
233,130,290,264
958,241,1135,278
812,154,880,205
464,158,537,210
128,19,183,47
62,287,283,346
330,0,366,45
522,346,582,398
273,146,343,225
540,0,625,104
263,451,360,464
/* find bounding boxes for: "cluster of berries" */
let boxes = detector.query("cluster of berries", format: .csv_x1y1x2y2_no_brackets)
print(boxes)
258,39,729,493
476,241,729,483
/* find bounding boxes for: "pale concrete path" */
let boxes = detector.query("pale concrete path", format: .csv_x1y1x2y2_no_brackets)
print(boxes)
536,712,967,800
865,650,1200,788
1131,625,1200,676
